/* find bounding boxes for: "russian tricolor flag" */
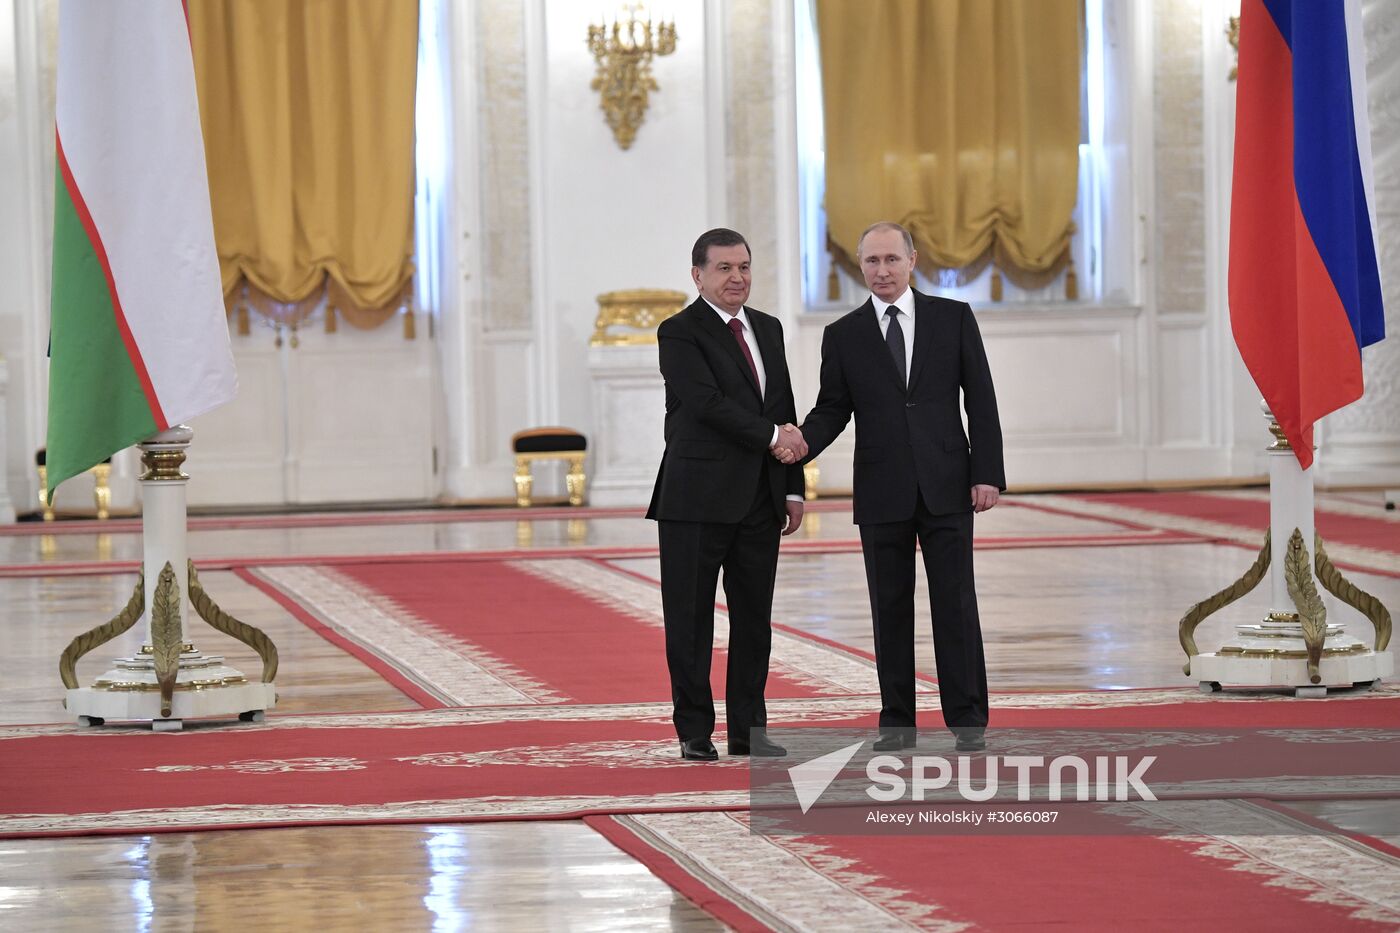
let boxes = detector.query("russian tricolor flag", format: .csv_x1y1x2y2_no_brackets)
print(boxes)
1229,0,1385,470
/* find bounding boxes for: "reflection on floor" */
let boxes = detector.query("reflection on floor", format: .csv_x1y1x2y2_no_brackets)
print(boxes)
1,489,1396,930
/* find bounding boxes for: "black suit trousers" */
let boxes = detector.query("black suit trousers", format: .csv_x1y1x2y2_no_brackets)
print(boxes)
657,471,780,741
859,496,988,730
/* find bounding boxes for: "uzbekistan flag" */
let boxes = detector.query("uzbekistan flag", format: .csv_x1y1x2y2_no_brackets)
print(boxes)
1229,0,1385,470
46,0,236,500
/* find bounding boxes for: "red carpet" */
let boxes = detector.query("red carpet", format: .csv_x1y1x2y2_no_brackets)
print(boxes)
240,557,927,710
3,691,1397,838
338,559,828,705
589,809,1400,930
0,522,1197,579
1075,491,1400,554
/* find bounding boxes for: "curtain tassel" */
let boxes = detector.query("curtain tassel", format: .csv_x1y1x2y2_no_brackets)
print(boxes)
325,306,338,333
403,311,416,340
990,268,1004,303
826,258,841,301
1065,258,1078,301
236,305,251,336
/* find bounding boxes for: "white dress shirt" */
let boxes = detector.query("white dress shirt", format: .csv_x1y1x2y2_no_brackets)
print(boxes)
872,287,916,380
705,299,803,503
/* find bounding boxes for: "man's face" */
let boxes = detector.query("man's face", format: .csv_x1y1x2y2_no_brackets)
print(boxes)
693,243,752,314
859,228,917,303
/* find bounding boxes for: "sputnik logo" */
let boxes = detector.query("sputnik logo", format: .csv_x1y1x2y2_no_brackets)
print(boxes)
786,741,865,813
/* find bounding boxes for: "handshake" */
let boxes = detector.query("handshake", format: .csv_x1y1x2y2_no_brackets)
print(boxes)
770,423,807,465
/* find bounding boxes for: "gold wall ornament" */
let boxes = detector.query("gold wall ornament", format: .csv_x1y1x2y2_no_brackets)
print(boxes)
587,5,677,150
590,288,688,345
1227,16,1240,82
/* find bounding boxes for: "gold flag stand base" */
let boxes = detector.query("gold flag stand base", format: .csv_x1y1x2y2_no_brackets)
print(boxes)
1178,404,1392,697
57,426,279,730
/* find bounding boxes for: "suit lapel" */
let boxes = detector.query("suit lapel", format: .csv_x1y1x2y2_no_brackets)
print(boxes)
750,312,783,409
856,298,907,392
696,302,763,400
906,290,937,390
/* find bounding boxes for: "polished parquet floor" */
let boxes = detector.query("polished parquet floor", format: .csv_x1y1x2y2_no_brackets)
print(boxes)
2,491,1397,931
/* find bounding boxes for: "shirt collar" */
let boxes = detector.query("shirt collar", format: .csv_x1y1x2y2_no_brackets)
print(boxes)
872,287,915,319
704,297,750,329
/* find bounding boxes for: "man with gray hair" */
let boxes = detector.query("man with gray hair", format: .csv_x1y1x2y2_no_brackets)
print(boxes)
783,220,1005,752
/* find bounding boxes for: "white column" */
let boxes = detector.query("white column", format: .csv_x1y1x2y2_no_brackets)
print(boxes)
138,425,193,642
1262,403,1314,614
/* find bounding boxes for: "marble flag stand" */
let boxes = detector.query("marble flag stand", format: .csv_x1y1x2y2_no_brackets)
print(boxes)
1180,404,1393,697
60,426,278,730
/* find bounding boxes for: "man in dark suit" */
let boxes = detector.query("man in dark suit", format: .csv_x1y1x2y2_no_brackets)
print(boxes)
786,221,1004,752
648,228,808,762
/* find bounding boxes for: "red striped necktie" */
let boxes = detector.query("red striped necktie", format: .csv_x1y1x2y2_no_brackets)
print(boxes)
727,317,761,394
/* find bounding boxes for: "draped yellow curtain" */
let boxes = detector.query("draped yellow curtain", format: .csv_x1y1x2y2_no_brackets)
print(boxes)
817,0,1081,293
188,1,418,332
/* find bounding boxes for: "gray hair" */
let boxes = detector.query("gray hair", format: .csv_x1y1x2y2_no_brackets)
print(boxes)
856,221,914,258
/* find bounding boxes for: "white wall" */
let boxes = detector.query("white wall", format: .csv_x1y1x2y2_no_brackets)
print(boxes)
436,0,725,503
3,0,1396,518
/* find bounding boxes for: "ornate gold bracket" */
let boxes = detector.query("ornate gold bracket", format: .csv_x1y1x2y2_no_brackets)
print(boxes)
151,563,184,716
58,560,280,718
590,289,687,345
1177,529,1270,674
1284,529,1328,684
58,570,145,690
1314,534,1392,652
189,560,280,682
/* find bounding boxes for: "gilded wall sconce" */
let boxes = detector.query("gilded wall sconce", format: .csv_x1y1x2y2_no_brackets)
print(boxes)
586,5,677,150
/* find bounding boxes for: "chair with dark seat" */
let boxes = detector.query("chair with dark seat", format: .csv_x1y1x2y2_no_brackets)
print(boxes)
511,428,588,507
35,449,112,520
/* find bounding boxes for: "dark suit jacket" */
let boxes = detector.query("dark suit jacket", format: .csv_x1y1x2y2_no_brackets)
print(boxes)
647,298,805,524
801,289,1005,524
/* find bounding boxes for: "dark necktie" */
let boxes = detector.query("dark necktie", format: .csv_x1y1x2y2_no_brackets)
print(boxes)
727,317,762,395
885,307,907,388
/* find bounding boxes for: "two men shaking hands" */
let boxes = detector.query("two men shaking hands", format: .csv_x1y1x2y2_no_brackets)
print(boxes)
648,223,1005,762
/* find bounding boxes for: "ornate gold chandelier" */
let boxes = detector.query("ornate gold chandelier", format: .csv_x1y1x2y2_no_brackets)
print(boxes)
586,5,677,150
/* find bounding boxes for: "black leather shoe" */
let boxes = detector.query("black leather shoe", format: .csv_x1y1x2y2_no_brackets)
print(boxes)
728,734,787,757
872,731,916,752
953,728,987,752
680,738,719,761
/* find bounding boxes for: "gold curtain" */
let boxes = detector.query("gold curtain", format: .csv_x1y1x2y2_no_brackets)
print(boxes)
188,1,419,332
817,0,1081,292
